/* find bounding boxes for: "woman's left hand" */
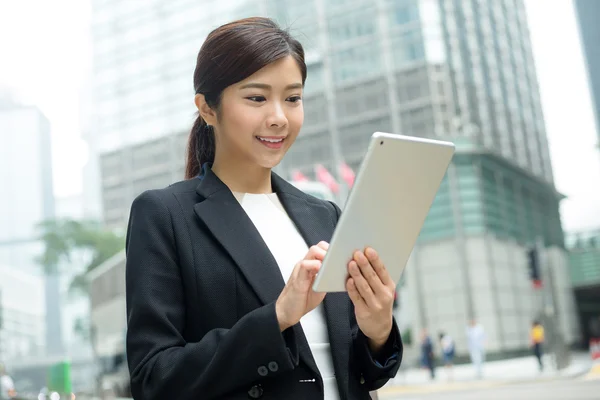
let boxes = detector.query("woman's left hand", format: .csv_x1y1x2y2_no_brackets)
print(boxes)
346,247,396,353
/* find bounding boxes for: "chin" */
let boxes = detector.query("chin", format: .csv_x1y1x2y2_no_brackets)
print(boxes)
258,158,283,170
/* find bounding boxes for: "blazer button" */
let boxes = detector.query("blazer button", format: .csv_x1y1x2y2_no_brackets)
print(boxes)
248,384,263,399
360,374,365,384
268,361,279,372
257,366,269,376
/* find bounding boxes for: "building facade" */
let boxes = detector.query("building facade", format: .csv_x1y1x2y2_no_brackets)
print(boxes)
88,0,579,355
565,229,600,347
87,251,129,397
0,266,45,361
0,93,64,355
574,0,600,148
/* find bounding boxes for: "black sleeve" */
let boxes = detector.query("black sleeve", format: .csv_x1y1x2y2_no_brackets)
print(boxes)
352,315,403,390
328,200,403,390
125,190,299,400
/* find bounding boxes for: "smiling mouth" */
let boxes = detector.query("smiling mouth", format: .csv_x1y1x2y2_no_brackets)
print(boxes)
256,136,285,143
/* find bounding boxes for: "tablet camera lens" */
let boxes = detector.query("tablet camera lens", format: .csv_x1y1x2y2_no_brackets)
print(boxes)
380,140,384,145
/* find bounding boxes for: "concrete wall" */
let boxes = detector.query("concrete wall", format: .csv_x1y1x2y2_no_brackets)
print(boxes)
403,234,580,357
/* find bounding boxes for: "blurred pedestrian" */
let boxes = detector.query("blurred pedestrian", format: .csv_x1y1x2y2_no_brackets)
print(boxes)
0,364,16,399
530,320,545,371
439,331,455,380
466,319,486,379
420,329,435,380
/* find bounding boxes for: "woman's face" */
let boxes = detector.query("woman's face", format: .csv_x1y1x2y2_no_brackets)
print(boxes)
207,55,304,170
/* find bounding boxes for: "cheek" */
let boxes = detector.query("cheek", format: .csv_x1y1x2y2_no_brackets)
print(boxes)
223,105,261,136
288,107,304,132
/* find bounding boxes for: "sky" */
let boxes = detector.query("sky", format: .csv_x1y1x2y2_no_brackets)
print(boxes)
0,0,599,232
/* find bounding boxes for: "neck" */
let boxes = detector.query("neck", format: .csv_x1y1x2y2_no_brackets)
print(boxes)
211,157,273,194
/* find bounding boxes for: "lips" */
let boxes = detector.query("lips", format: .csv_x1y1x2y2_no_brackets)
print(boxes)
256,136,286,149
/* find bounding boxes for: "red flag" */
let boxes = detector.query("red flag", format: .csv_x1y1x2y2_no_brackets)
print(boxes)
291,170,309,182
339,162,355,188
315,164,339,194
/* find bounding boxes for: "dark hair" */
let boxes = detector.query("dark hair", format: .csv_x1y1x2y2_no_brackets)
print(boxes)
185,17,307,179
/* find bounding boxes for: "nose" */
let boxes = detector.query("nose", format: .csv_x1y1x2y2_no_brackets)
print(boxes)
266,101,288,128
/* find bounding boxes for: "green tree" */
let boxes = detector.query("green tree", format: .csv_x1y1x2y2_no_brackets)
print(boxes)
37,218,125,340
37,218,125,295
37,218,124,398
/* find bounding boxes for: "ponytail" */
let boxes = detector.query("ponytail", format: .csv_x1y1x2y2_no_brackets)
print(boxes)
185,114,215,179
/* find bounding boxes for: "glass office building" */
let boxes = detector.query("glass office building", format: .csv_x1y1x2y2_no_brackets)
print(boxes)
88,0,579,353
565,229,600,346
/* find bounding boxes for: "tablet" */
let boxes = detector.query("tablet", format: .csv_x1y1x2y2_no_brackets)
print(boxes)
312,132,455,292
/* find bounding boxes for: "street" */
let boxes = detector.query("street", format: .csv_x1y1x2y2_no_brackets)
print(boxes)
380,378,600,400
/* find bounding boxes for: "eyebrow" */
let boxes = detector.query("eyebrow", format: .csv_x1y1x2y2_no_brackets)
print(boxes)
238,82,303,90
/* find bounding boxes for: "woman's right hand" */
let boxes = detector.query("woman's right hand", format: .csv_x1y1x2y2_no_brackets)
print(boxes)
275,241,329,331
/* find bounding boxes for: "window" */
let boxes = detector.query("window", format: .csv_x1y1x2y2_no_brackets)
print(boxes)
341,116,392,157
305,62,325,95
324,0,368,14
327,7,377,45
396,66,430,103
332,41,382,84
268,0,316,28
303,95,329,129
390,29,426,69
419,175,455,241
454,159,484,234
399,104,435,137
388,0,420,27
285,132,332,167
335,78,389,118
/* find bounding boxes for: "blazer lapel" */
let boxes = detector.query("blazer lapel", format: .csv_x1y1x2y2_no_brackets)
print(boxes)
193,168,352,387
193,168,285,306
192,168,324,380
274,175,352,392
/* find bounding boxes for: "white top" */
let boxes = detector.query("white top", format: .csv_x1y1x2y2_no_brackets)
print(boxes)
233,192,339,400
466,324,485,352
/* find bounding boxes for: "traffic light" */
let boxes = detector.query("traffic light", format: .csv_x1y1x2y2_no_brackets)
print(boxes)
527,248,542,288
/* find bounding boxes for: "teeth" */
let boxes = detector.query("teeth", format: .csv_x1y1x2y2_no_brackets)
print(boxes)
258,137,283,143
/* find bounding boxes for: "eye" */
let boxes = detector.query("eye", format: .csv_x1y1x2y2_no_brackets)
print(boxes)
245,96,266,103
287,95,302,103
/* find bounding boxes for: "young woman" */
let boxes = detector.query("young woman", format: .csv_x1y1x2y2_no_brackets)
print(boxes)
125,17,402,400
439,331,455,380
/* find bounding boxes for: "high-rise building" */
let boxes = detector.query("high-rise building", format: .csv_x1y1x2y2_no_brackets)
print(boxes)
574,0,600,147
0,92,63,355
565,229,600,347
87,0,579,354
0,266,45,361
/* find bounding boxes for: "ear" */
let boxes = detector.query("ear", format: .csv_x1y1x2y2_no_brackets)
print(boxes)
194,94,218,126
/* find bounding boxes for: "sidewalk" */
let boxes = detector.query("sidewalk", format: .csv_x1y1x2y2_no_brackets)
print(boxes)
581,360,600,381
378,351,593,397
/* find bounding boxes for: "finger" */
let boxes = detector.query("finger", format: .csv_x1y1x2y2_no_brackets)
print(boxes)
346,277,366,309
317,241,329,250
306,243,327,261
365,247,394,288
299,259,321,277
296,260,322,287
348,260,377,308
354,250,386,295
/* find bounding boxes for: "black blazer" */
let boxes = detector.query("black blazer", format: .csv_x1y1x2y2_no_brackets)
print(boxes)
125,166,402,400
